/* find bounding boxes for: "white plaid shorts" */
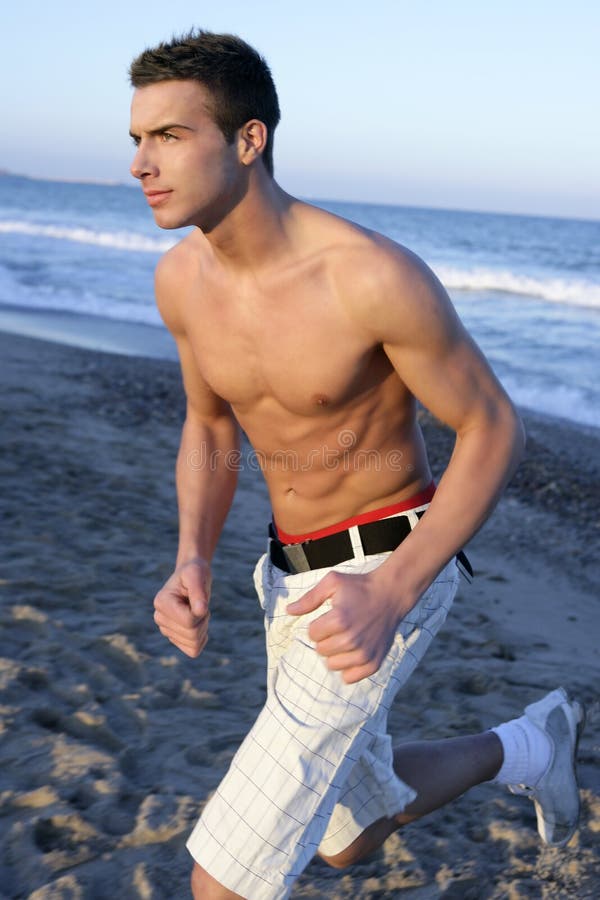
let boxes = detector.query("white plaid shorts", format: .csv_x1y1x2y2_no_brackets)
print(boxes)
187,534,459,898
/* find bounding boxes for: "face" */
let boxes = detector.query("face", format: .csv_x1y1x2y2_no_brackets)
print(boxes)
129,80,243,231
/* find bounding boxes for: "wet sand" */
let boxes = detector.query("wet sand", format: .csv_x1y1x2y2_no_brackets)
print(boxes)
1,331,598,899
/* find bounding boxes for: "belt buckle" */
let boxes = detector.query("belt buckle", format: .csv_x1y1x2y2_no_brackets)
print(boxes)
282,542,311,574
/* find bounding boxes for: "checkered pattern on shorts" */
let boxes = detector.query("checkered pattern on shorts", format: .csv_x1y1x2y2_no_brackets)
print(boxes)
187,513,459,899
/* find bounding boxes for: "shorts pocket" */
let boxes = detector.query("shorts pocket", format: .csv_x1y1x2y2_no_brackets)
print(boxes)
252,552,268,610
390,558,459,658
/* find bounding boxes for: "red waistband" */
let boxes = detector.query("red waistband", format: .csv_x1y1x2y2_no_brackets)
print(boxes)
274,481,436,544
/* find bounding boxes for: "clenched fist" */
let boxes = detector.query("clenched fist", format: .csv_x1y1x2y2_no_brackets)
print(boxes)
153,558,212,657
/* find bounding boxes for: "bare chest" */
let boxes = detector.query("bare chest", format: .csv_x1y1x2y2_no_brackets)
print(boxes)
184,283,386,416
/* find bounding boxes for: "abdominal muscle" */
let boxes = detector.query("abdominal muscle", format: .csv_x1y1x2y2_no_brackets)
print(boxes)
235,391,433,536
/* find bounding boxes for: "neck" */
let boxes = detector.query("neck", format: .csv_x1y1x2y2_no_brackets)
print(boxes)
202,172,298,272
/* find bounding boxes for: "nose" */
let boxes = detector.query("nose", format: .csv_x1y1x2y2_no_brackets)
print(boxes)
130,143,158,180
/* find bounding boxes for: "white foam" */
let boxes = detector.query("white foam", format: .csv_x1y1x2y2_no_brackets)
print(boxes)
0,263,161,327
500,377,600,429
0,220,175,253
436,264,600,310
4,219,597,309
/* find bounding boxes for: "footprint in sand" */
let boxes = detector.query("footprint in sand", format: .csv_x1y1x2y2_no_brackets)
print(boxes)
89,633,147,687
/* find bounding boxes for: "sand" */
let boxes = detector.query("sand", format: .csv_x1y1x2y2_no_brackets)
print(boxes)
0,330,598,899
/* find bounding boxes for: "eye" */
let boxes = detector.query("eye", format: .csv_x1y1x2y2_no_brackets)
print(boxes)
131,135,141,147
160,132,177,142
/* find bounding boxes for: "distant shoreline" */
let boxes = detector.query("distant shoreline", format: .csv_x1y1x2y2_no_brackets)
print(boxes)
0,303,177,361
2,169,598,224
0,169,135,189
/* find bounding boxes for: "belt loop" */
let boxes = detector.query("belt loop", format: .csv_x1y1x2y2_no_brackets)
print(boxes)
348,524,366,563
406,510,421,530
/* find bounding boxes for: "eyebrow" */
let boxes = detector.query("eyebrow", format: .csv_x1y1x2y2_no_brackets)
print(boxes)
129,123,195,138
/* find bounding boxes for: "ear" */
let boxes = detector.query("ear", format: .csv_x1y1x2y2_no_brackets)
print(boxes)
237,119,268,166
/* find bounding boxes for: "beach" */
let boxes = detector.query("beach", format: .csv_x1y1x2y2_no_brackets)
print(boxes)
1,329,598,899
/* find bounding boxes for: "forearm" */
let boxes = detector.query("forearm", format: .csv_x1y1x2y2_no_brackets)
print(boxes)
175,412,240,567
376,402,525,606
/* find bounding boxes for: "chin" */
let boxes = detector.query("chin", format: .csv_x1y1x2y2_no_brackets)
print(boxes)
152,212,191,231
153,199,229,233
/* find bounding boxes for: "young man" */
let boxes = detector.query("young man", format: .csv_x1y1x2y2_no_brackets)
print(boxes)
129,31,584,900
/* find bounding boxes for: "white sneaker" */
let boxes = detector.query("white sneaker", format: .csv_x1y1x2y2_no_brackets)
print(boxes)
508,687,585,846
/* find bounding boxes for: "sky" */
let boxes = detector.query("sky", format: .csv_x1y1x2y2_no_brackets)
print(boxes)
2,0,599,219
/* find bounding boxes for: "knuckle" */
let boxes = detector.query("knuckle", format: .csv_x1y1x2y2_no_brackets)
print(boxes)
338,615,351,634
329,608,344,629
365,659,377,676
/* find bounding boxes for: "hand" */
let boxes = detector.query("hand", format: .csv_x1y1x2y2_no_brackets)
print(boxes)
287,569,407,684
153,558,212,658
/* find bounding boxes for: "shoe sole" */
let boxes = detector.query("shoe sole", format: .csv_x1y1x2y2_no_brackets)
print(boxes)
535,699,586,847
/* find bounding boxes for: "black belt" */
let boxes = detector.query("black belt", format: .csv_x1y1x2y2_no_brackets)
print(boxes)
268,513,473,579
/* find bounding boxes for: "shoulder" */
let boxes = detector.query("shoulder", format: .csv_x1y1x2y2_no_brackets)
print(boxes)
335,230,428,296
298,201,434,293
155,230,200,289
308,209,449,342
154,232,203,335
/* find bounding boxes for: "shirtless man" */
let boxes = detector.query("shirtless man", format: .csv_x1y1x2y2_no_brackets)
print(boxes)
129,31,584,900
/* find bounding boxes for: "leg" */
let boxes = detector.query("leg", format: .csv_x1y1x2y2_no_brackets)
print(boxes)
393,730,503,822
191,863,245,900
322,686,585,867
188,556,462,892
320,731,502,868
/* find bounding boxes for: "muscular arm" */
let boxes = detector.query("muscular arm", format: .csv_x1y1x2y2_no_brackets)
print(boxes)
372,249,525,600
290,243,525,682
174,335,239,568
153,251,239,657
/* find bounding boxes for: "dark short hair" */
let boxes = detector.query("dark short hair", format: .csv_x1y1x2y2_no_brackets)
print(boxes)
129,30,280,177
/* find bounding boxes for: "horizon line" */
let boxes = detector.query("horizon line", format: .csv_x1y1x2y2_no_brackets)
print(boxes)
1,168,598,226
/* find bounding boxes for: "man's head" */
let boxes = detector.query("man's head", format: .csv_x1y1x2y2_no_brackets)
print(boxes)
129,30,280,177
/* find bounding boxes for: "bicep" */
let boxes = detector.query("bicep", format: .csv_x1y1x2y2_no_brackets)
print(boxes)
175,332,232,420
374,257,513,434
154,252,232,422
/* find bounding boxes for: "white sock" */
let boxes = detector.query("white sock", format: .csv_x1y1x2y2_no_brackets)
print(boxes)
489,714,553,786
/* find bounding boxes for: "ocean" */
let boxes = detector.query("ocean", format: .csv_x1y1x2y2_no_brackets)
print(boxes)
1,173,598,428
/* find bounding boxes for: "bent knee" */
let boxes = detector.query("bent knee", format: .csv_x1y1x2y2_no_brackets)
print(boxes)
190,863,206,899
190,863,200,898
319,845,368,869
190,862,239,899
319,816,401,869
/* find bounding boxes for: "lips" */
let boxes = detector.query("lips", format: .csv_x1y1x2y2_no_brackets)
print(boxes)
144,189,172,207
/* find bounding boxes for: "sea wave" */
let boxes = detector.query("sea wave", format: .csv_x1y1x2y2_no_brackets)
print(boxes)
0,260,161,326
2,217,599,310
500,377,600,429
436,264,600,309
0,220,175,253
